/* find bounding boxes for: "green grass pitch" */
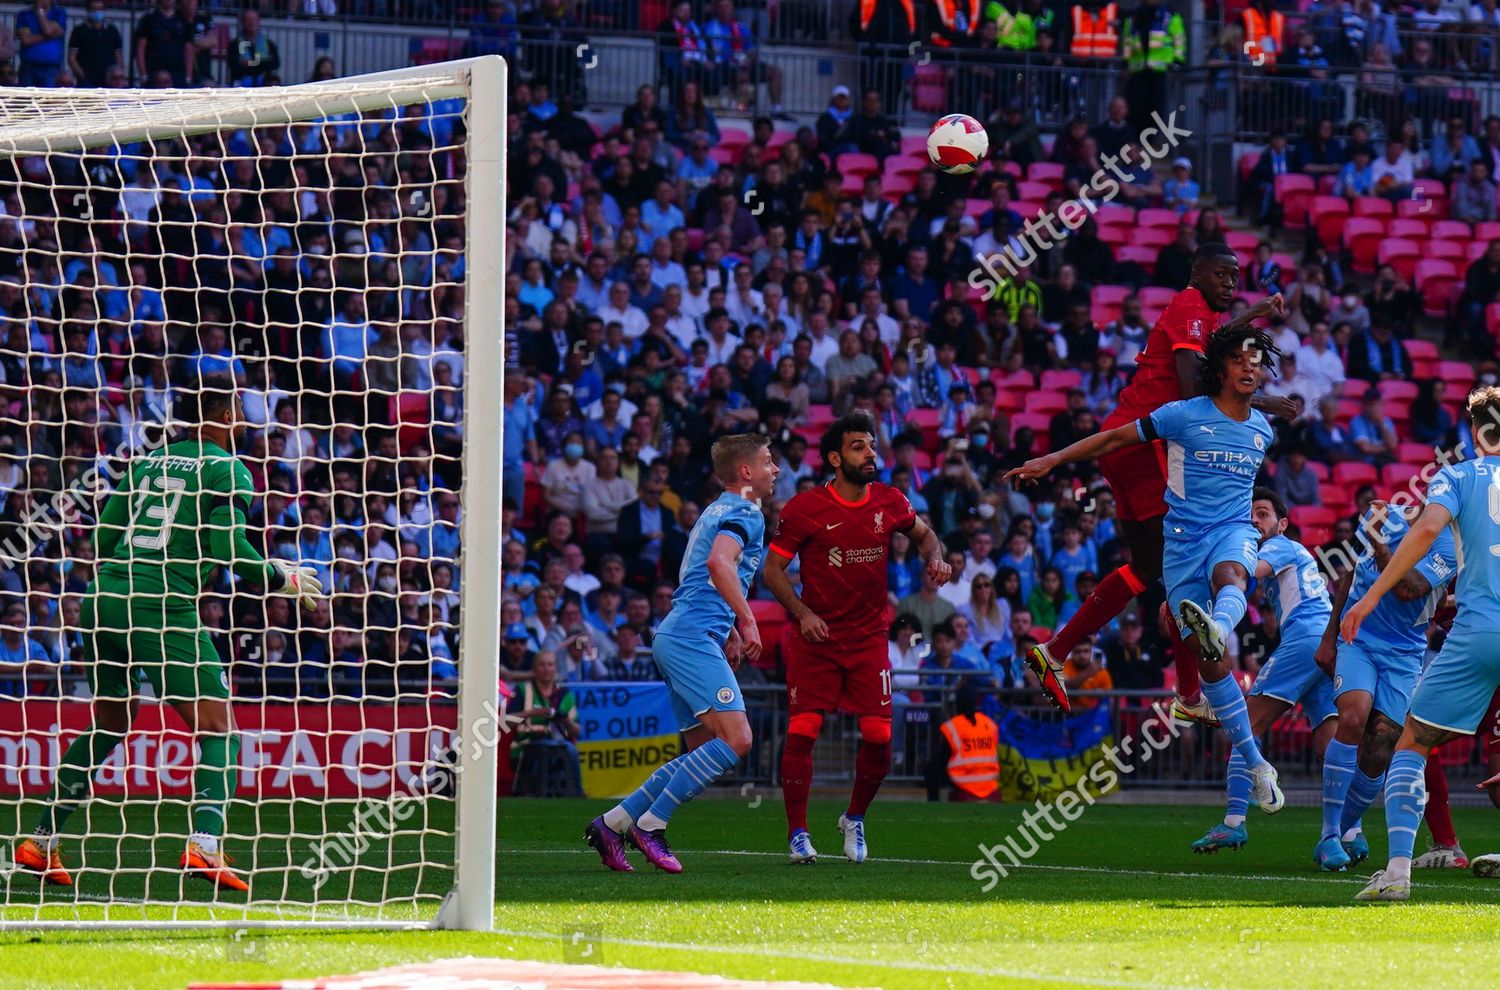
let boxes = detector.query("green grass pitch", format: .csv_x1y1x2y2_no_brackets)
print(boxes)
2,796,1500,989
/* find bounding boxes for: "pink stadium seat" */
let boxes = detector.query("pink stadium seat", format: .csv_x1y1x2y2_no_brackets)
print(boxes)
1138,286,1176,309
1397,197,1445,220
1040,369,1083,390
881,173,917,199
1094,204,1134,227
1404,339,1439,361
1012,199,1044,220
1352,196,1393,217
1115,245,1156,273
1378,380,1419,402
1097,224,1131,246
1340,379,1369,398
1426,220,1468,241
1426,240,1465,262
911,65,948,113
1224,230,1260,252
1288,505,1337,529
1027,391,1070,414
1343,217,1386,273
1306,460,1331,482
1470,241,1491,263
1439,361,1477,388
1381,463,1422,489
1090,285,1129,309
1333,463,1378,486
1476,221,1500,242
886,154,929,177
1377,238,1422,281
1026,161,1065,189
1387,218,1428,240
1015,180,1052,201
1275,173,1315,228
837,152,880,178
1414,259,1461,316
1136,208,1180,229
992,369,1034,389
1131,227,1173,249
1397,441,1435,463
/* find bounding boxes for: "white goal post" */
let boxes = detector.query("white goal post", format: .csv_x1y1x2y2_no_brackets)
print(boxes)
0,55,504,931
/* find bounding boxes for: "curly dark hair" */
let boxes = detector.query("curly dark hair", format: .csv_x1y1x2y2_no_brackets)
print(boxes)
819,410,878,463
1198,324,1280,397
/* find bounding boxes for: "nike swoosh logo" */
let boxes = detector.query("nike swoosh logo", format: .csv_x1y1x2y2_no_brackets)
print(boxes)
880,699,891,706
825,523,842,530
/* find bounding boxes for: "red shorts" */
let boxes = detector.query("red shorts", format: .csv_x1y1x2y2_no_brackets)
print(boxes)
785,634,891,717
1099,439,1169,523
1483,687,1500,758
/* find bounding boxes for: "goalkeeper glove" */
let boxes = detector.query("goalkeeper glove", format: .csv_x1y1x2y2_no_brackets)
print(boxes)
271,559,324,611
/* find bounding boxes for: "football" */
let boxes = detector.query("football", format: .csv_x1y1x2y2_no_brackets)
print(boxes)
926,113,989,175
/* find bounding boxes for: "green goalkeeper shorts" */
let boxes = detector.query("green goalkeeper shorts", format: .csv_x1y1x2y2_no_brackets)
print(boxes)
83,586,230,703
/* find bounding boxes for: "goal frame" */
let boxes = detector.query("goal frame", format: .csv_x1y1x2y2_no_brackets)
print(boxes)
0,55,506,933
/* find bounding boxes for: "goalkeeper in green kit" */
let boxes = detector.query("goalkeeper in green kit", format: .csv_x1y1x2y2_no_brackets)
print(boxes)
14,373,323,892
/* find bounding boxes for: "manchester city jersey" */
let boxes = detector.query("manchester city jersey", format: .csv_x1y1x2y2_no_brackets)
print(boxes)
1139,395,1273,537
659,492,766,643
1426,459,1500,630
1343,503,1455,653
1258,533,1333,641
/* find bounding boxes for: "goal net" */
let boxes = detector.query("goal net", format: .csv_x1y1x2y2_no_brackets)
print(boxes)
0,57,504,931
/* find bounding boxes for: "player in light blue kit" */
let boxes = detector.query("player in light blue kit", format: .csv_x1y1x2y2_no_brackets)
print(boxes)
585,434,779,874
1192,488,1338,854
1312,496,1455,873
1342,386,1500,901
1007,324,1286,815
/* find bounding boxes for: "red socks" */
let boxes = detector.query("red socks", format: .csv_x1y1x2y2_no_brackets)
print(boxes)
1047,566,1140,659
1424,759,1458,848
847,740,891,818
780,733,815,836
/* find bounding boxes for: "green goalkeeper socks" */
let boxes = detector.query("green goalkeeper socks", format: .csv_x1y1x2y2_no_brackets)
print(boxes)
191,734,241,839
34,729,126,836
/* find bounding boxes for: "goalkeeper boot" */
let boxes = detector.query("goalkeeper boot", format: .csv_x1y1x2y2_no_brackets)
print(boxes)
181,842,250,892
1354,869,1411,902
1314,835,1351,872
1025,642,1071,713
1412,842,1468,869
837,814,868,864
584,816,634,873
626,825,683,874
1342,829,1371,866
788,829,818,865
14,837,71,886
1190,821,1248,854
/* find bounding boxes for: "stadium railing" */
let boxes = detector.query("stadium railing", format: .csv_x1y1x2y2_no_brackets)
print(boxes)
511,35,1127,127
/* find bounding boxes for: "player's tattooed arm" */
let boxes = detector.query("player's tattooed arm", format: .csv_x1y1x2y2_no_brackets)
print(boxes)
907,516,951,586
1315,568,1354,676
763,550,829,643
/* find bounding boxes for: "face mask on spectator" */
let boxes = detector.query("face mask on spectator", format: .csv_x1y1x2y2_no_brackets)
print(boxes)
379,575,398,592
564,442,584,459
88,9,105,22
1036,502,1055,521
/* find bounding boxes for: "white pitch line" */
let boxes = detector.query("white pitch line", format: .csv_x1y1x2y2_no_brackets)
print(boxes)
490,925,1291,990
503,846,1500,895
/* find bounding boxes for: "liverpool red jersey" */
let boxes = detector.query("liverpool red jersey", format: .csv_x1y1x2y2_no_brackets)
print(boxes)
1102,286,1220,430
769,482,917,647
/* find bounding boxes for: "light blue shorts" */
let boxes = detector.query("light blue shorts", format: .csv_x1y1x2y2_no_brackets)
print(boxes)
650,629,745,732
1334,638,1423,724
1162,522,1260,640
1249,631,1336,724
1409,624,1500,735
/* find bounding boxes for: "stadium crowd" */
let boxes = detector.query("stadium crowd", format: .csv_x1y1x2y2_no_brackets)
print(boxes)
501,1,1500,737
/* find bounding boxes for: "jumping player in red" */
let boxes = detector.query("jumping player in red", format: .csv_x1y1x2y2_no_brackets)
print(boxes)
1024,243,1294,719
763,411,951,864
